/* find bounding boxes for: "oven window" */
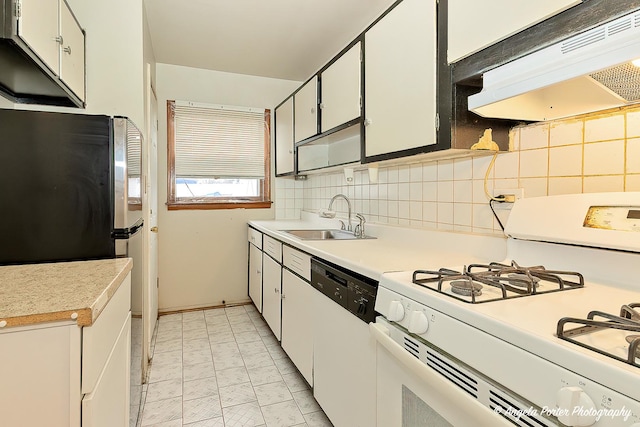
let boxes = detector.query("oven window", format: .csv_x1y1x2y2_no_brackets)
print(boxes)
403,385,453,427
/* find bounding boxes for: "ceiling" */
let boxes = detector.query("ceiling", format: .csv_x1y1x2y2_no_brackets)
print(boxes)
144,0,397,82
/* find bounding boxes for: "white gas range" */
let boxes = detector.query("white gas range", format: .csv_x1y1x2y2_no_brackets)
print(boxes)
372,192,640,427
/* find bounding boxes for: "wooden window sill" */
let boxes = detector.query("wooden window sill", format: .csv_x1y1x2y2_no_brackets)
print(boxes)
167,200,273,210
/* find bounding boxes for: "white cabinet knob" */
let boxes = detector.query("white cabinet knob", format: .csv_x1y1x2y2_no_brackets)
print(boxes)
556,386,597,426
364,118,372,127
387,301,405,322
408,311,429,335
0,320,7,328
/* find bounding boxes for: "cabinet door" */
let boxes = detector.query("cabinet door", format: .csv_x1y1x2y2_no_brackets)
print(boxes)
321,42,362,132
281,269,313,385
294,76,318,143
448,0,580,63
248,243,263,313
17,0,60,74
0,322,81,427
59,1,85,100
262,254,282,340
275,97,294,175
82,314,131,427
364,0,436,159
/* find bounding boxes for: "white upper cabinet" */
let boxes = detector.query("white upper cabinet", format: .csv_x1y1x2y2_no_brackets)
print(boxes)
14,0,85,102
294,76,318,143
59,1,85,101
364,0,436,158
275,97,294,175
448,0,580,63
17,0,60,74
320,42,362,132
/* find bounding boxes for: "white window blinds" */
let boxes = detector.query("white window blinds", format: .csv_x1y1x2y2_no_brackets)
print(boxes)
173,101,266,179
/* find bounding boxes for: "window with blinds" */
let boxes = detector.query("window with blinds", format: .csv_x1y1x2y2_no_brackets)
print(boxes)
167,100,271,209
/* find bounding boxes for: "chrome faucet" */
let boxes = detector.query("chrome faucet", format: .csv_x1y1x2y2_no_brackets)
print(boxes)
327,194,352,232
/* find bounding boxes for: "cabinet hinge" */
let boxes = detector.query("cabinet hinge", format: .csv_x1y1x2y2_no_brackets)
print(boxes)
435,113,440,131
14,0,21,18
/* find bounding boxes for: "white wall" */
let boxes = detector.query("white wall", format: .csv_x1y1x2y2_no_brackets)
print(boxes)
70,0,145,127
156,63,300,312
143,10,157,105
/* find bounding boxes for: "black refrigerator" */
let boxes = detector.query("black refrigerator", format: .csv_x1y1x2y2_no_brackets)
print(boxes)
0,108,143,266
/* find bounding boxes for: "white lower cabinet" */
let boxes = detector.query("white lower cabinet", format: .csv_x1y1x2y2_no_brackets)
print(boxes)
82,314,131,427
281,269,313,386
262,254,282,340
248,242,263,312
312,290,377,427
0,321,82,426
0,273,132,427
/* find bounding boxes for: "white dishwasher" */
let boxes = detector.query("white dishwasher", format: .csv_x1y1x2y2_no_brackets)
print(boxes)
310,258,378,427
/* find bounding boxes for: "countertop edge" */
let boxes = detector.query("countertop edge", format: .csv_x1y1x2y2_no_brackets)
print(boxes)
88,258,133,326
0,258,133,329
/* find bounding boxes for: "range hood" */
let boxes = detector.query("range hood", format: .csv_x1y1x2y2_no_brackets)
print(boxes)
468,9,640,122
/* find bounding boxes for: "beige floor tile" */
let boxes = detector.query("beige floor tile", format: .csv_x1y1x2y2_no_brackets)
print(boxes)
142,307,330,427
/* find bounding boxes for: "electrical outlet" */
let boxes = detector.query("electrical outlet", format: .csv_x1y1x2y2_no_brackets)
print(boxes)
493,188,524,203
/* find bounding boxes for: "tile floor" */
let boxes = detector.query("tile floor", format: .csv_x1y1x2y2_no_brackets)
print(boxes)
137,304,333,427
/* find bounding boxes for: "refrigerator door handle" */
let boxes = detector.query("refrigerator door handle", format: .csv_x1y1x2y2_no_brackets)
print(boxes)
129,219,144,236
112,219,144,239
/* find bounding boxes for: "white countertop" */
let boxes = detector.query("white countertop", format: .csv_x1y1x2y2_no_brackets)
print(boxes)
250,212,507,280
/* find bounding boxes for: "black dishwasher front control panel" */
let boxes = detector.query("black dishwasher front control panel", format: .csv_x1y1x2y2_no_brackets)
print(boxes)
311,258,378,323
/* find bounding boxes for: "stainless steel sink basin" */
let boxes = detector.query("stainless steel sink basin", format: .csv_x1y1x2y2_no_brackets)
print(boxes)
281,229,375,240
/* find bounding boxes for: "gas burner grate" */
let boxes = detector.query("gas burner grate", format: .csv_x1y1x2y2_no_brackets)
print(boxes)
468,261,584,291
557,303,640,367
412,261,584,304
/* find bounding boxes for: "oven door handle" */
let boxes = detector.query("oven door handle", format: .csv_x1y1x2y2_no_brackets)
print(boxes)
369,322,513,427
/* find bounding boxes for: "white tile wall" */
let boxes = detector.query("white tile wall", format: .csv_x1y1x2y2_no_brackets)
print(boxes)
275,105,640,234
274,178,304,219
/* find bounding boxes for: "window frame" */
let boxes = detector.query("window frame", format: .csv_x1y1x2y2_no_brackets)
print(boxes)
166,100,272,210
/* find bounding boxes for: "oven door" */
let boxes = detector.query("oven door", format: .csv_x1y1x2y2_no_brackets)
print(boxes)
370,320,512,427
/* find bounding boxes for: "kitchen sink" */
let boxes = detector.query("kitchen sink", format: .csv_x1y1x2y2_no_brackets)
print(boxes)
281,229,375,240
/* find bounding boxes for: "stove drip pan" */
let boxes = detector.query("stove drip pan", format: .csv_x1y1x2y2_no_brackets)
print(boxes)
450,280,483,297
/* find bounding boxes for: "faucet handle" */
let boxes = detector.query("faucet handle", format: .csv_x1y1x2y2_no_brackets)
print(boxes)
354,213,366,237
338,220,346,230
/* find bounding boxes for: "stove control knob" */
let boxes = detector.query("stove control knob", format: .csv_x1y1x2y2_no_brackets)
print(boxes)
388,301,405,322
556,386,597,426
408,311,429,335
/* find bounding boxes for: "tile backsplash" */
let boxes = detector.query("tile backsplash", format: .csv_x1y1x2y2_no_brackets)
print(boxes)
275,106,640,235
